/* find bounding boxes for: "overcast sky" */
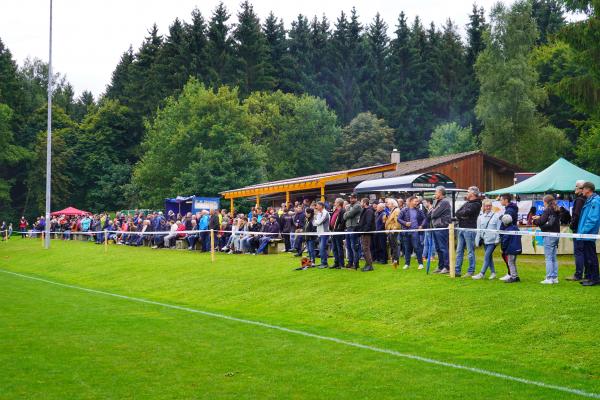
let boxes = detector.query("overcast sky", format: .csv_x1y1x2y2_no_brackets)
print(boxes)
1,0,519,98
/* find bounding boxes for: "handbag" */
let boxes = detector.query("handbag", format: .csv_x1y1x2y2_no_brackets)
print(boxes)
478,213,493,246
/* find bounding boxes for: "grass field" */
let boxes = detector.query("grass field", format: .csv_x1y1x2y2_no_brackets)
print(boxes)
1,238,599,399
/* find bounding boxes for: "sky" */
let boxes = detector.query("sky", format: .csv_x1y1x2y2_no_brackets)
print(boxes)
0,0,521,98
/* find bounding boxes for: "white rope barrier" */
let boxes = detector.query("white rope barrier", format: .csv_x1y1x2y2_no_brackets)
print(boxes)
455,227,600,241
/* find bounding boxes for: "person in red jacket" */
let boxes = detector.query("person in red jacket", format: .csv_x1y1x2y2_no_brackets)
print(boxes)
19,216,28,238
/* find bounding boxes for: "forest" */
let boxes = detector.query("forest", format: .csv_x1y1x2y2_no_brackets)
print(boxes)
0,0,598,221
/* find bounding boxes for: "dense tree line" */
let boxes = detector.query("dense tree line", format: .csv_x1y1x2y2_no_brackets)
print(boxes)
0,0,598,222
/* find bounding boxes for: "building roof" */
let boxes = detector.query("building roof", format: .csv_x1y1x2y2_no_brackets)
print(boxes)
327,150,521,185
220,163,398,199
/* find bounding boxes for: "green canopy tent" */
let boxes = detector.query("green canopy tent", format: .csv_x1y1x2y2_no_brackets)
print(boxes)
486,158,600,195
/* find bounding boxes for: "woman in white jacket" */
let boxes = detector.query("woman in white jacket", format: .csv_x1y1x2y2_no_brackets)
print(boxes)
473,199,501,280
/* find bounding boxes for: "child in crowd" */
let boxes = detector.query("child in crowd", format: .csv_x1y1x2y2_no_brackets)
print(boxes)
500,214,521,283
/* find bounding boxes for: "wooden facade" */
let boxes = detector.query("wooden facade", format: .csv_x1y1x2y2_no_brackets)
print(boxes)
221,151,522,207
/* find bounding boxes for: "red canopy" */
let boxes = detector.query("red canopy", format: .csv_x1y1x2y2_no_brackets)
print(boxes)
50,206,90,216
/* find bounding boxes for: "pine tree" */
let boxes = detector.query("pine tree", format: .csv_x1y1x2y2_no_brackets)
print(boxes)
439,19,467,124
0,38,23,115
361,13,390,117
232,1,275,95
288,14,312,93
263,12,297,92
126,24,163,117
324,8,364,124
386,12,417,155
105,46,134,102
532,0,566,44
464,4,487,134
152,18,191,100
185,8,210,84
308,15,331,98
206,2,235,86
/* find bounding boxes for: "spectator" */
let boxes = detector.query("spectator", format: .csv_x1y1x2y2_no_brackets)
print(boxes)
473,199,501,280
198,210,210,252
373,203,388,264
303,207,317,266
428,186,451,274
421,198,436,261
293,206,305,256
559,206,571,225
398,196,426,270
578,182,600,287
568,180,587,281
534,194,561,284
383,198,402,269
500,214,521,283
527,207,537,225
343,193,361,270
256,215,280,254
281,210,294,252
357,198,375,272
454,186,482,277
329,198,346,269
499,193,519,282
313,201,330,268
19,216,28,238
163,220,179,248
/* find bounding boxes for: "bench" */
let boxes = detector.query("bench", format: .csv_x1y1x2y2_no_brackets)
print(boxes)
267,238,285,254
175,239,187,250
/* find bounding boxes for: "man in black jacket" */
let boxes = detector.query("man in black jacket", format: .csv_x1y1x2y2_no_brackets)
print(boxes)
428,187,452,274
208,209,220,249
357,198,376,272
455,186,483,277
329,198,346,269
281,210,294,252
568,180,587,281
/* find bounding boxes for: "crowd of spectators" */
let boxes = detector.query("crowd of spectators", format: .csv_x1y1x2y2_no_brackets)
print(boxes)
7,181,600,286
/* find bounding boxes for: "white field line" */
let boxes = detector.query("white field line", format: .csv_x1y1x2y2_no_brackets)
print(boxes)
1,268,598,399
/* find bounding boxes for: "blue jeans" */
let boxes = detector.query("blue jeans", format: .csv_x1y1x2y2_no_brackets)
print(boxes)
480,243,496,275
583,240,599,281
433,229,449,269
306,238,316,262
456,230,477,274
319,235,329,265
544,236,559,279
345,229,360,267
200,231,210,251
256,237,271,254
573,239,585,279
332,235,345,266
403,232,423,266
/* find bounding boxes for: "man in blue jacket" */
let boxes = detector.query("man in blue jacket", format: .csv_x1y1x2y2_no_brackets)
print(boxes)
578,182,600,286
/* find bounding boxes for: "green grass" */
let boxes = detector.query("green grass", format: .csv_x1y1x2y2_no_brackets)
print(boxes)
0,238,599,399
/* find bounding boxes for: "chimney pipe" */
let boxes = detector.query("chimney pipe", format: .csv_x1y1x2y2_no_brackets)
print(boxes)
391,148,400,167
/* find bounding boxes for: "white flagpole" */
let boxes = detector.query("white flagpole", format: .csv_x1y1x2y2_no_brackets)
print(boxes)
44,0,53,249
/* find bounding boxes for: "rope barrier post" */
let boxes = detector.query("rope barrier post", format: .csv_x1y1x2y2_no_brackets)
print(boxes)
104,229,108,253
449,223,456,278
210,229,215,263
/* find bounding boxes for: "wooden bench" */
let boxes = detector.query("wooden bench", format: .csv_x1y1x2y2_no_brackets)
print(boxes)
267,238,284,254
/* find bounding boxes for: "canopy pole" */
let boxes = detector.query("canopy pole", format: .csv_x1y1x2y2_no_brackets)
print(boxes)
230,198,234,215
320,185,325,202
256,195,260,208
285,191,290,206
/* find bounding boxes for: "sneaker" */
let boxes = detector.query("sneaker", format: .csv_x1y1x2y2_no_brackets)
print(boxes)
565,275,582,282
505,276,520,283
228,250,233,254
439,268,449,274
432,268,443,274
499,274,511,281
317,264,329,269
463,272,473,278
418,264,424,270
552,278,559,284
540,278,554,285
489,273,496,280
403,264,409,270
472,273,484,280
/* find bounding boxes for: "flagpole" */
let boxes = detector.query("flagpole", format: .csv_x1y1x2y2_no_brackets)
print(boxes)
44,0,53,249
